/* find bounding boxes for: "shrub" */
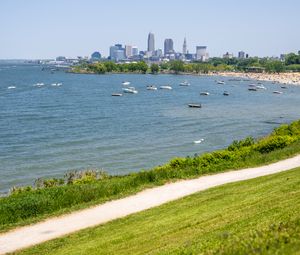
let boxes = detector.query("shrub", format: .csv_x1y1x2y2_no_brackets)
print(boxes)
255,135,296,154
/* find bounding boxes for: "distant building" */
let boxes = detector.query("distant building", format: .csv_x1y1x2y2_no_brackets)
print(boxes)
183,37,187,55
196,46,207,61
154,49,163,57
280,54,286,61
148,33,155,55
132,46,139,56
238,51,245,59
164,39,174,55
56,56,66,61
125,45,133,58
110,44,125,61
91,51,102,60
223,52,234,59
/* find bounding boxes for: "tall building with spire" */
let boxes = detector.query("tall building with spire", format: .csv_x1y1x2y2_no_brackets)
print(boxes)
183,37,187,55
147,32,155,54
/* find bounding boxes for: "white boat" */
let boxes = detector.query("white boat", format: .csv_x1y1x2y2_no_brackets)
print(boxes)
123,88,138,94
200,92,210,96
34,83,45,87
122,81,130,86
194,138,204,144
179,81,190,86
217,81,225,85
112,93,123,96
273,91,283,94
147,85,157,91
160,85,172,90
7,86,16,89
256,85,266,90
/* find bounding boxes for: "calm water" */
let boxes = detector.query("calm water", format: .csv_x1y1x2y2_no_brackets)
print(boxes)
1,63,300,193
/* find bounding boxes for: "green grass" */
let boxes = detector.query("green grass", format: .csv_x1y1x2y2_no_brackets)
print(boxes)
1,120,300,232
16,168,300,255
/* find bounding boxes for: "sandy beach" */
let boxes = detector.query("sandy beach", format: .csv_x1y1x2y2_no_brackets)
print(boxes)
215,72,300,85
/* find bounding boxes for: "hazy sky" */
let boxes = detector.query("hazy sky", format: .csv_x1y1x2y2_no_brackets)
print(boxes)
0,0,299,59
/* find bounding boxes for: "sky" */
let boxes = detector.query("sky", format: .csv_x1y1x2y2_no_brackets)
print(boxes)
0,0,299,59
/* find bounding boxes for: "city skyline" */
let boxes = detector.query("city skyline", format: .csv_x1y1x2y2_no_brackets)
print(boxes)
0,0,300,59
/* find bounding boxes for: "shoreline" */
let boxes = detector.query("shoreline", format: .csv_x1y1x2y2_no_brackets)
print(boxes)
69,69,300,86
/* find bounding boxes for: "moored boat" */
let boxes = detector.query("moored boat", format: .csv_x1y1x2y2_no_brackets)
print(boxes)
179,81,190,86
217,81,225,85
112,93,123,96
200,92,210,96
122,81,130,86
188,103,202,108
147,85,157,90
160,85,172,90
123,87,138,94
223,91,229,96
273,91,283,94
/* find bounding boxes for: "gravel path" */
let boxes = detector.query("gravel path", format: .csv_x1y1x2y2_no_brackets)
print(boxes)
1,155,300,254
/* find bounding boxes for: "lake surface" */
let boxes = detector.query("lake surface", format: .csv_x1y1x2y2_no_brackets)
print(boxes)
1,62,300,193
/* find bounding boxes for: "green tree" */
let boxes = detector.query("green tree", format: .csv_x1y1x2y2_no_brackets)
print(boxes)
150,64,159,74
170,60,184,74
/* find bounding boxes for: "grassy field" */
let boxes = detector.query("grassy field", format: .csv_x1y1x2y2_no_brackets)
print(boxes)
1,120,300,232
16,168,300,255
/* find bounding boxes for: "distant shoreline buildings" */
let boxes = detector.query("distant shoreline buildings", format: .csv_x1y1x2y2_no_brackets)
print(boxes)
50,32,299,65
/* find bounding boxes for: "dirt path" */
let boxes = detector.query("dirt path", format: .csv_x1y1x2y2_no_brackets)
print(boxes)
1,155,300,254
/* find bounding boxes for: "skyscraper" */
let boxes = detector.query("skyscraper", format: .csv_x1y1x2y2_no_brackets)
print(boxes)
125,45,133,58
147,33,155,54
238,51,245,59
164,39,174,55
132,46,139,56
196,46,207,61
183,38,187,55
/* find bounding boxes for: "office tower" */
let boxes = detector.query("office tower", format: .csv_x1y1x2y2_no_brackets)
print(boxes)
110,44,125,61
164,39,174,55
238,51,245,59
183,37,187,55
125,45,133,58
196,46,207,61
148,33,155,53
132,46,139,56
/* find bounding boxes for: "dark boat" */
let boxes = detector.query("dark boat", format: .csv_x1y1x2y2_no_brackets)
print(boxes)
188,103,202,108
223,91,229,96
248,88,257,91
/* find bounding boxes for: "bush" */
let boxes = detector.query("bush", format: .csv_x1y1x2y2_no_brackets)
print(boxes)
255,135,296,154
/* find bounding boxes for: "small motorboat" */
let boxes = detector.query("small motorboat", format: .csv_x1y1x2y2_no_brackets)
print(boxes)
160,85,172,90
123,87,138,94
112,93,123,96
280,86,288,89
256,85,266,90
249,84,257,87
273,91,283,94
223,91,229,96
34,83,45,87
248,88,257,91
7,86,16,89
122,81,130,86
179,81,190,86
217,81,225,85
200,92,210,96
188,103,202,108
194,138,204,144
147,85,157,91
